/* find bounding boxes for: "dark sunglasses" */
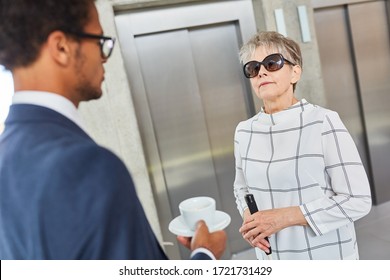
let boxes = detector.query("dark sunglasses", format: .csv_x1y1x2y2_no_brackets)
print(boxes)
243,53,295,78
62,30,116,59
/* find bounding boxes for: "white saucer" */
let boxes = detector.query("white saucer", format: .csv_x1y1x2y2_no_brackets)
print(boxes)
168,210,231,237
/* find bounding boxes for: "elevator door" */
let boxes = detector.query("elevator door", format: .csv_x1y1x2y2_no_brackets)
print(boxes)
313,0,390,204
115,0,257,259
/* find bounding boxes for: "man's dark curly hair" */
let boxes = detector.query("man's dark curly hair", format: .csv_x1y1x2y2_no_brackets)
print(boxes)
0,0,95,70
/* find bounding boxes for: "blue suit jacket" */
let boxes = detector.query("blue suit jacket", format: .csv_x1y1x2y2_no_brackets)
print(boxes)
0,104,210,260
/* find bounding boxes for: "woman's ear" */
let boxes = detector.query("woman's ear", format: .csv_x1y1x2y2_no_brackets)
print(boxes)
291,64,302,85
46,31,73,67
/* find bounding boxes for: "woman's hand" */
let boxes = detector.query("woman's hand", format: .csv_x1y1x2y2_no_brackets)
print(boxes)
239,206,307,253
240,208,257,248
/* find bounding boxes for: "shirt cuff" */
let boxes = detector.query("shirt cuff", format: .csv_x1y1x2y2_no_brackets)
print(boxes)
190,248,216,260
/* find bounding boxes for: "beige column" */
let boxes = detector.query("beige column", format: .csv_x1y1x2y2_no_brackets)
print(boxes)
78,0,163,243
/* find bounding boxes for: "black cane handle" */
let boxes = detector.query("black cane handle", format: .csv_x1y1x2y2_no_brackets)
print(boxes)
244,194,272,255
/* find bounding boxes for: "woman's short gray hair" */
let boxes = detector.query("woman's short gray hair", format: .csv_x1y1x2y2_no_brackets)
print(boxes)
239,31,302,69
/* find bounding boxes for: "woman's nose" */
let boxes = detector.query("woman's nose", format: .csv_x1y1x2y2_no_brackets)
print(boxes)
257,66,268,77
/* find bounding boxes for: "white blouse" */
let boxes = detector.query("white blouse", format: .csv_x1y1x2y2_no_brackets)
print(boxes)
233,99,372,259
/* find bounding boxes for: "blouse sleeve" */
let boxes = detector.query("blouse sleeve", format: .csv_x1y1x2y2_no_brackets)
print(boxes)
300,111,372,236
233,125,250,217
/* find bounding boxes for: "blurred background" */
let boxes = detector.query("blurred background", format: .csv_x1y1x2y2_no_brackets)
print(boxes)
1,0,389,259
0,66,13,134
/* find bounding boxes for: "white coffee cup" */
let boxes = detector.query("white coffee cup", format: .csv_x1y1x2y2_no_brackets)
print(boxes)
179,196,216,231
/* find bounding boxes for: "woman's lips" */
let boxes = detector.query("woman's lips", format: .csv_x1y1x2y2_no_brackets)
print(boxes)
259,81,272,87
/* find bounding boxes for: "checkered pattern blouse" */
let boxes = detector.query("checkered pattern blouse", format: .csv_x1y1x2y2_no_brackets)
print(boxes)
233,99,372,260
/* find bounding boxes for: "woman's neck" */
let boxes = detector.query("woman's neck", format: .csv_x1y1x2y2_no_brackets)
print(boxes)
263,96,298,114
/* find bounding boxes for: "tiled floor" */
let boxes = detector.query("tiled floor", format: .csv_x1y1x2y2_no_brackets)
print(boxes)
232,200,390,260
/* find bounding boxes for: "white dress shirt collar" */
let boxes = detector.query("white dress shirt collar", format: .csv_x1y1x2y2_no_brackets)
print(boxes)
12,90,87,132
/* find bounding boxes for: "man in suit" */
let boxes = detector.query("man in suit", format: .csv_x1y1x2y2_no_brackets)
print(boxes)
0,0,226,259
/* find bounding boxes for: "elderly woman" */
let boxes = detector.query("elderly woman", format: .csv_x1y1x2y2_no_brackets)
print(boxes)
233,31,372,260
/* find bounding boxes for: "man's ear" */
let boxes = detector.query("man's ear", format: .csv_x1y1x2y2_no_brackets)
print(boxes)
46,31,73,66
291,64,302,85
